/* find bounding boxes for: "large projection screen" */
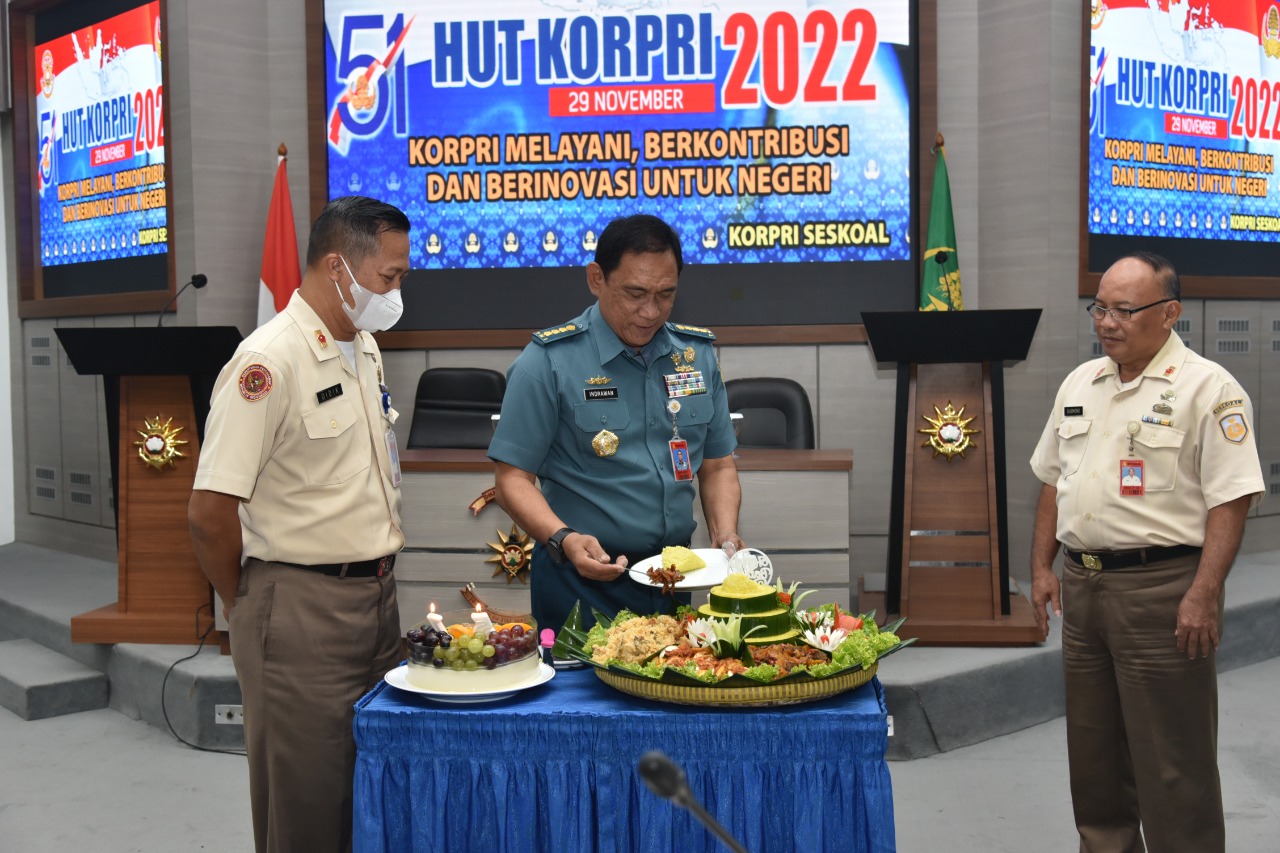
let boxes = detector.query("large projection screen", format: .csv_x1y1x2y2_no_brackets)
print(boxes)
312,0,921,343
11,0,176,318
1081,0,1280,298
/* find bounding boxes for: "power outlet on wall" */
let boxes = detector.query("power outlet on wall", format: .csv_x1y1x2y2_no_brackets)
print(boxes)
214,704,244,725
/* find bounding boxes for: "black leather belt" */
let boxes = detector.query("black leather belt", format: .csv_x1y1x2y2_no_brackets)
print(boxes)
279,555,395,578
1064,544,1200,571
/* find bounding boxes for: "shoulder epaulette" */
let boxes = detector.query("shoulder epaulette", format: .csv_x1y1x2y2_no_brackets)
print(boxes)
667,322,716,341
532,322,587,345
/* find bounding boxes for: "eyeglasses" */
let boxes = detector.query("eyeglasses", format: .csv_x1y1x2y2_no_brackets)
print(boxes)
1085,298,1176,322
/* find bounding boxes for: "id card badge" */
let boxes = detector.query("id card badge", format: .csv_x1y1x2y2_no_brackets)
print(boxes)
669,439,693,481
385,427,403,487
1119,459,1144,496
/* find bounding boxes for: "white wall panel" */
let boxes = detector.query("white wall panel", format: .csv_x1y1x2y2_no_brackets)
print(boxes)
400,472,513,549
24,321,61,520
55,319,101,526
1256,304,1280,516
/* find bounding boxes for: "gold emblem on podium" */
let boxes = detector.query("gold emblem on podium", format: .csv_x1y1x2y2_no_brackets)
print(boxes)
919,402,980,460
135,416,188,470
486,524,534,584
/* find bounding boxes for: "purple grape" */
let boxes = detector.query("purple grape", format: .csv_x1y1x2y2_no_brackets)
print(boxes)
432,657,444,668
484,657,498,670
406,627,427,645
510,625,525,638
438,634,452,648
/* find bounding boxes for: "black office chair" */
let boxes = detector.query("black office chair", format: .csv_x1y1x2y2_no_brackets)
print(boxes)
406,367,507,449
724,377,816,450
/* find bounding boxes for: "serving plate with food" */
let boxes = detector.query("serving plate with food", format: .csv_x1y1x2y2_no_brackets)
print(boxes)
626,546,730,590
552,572,914,707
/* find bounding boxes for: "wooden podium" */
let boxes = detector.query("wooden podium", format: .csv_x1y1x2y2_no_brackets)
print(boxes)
57,327,242,645
860,310,1043,645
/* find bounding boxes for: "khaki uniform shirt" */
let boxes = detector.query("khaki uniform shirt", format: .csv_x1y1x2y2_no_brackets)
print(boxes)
1030,332,1263,551
194,291,403,563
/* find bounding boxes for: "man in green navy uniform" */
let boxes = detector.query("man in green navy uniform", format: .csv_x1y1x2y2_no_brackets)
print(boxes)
489,214,744,630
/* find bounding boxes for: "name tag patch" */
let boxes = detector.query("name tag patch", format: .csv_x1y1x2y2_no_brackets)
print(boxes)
583,387,618,401
1063,406,1083,417
316,383,344,404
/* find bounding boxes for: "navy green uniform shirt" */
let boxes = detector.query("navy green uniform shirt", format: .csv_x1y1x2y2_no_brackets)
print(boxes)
488,303,737,630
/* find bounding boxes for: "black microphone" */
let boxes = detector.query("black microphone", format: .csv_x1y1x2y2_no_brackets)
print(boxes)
934,251,949,265
157,273,208,326
637,751,748,853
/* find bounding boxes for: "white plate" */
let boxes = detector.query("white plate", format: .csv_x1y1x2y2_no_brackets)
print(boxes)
627,548,729,590
383,662,556,704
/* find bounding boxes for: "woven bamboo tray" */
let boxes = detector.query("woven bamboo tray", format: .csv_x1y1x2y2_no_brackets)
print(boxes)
595,662,877,708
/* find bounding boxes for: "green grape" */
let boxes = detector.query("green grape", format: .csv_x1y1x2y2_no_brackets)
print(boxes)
481,644,496,658
433,647,446,660
463,659,479,670
444,647,460,662
467,638,484,655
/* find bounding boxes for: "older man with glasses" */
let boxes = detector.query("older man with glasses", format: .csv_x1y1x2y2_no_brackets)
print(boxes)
1028,251,1263,852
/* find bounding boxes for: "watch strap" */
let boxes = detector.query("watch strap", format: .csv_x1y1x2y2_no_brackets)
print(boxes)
547,527,575,564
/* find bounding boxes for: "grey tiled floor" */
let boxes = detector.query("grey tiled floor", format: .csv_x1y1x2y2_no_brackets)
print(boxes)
3,657,1278,852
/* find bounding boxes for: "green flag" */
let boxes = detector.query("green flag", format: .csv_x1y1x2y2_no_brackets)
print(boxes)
919,143,963,311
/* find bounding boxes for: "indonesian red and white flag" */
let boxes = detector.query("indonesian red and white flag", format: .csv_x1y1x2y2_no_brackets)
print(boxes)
257,154,301,327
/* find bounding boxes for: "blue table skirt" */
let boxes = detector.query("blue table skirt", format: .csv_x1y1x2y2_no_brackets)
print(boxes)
354,666,895,853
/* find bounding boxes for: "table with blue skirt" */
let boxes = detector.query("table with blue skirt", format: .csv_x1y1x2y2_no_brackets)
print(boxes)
353,665,896,853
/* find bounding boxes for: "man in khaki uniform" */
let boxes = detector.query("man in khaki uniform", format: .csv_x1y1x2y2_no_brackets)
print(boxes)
1030,252,1263,853
189,196,411,853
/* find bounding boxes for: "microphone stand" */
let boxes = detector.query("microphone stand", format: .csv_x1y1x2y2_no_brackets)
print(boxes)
668,787,748,853
157,273,207,327
638,751,748,853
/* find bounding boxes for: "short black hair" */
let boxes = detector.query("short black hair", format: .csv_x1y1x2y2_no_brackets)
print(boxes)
1119,251,1180,301
593,214,683,276
305,196,411,268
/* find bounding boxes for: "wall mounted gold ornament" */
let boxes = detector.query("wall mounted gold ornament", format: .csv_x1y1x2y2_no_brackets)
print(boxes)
486,524,534,584
919,402,980,460
135,416,188,470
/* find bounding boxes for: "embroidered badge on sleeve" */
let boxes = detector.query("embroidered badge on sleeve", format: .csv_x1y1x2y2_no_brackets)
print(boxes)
239,364,273,402
1218,412,1248,444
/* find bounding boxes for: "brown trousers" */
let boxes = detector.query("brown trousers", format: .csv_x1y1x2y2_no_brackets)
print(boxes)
229,558,401,853
1061,551,1224,853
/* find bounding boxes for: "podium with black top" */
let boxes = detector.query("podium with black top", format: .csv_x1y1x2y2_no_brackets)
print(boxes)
861,310,1043,645
56,327,242,645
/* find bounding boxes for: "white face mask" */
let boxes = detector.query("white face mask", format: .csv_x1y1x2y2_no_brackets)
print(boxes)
335,255,404,332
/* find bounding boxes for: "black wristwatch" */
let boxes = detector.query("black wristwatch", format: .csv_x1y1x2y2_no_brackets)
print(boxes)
546,527,576,564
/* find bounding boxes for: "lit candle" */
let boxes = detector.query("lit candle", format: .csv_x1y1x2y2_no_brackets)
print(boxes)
426,602,446,634
470,603,494,639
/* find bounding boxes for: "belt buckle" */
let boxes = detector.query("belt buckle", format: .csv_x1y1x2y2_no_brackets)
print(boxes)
377,556,392,577
1082,553,1102,571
